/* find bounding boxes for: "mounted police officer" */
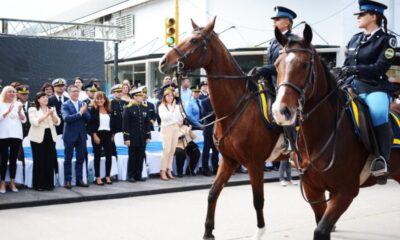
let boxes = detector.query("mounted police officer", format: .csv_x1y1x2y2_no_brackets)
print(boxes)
342,0,396,184
250,6,298,153
122,89,151,182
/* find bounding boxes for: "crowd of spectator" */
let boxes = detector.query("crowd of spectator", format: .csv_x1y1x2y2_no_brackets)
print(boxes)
0,76,227,193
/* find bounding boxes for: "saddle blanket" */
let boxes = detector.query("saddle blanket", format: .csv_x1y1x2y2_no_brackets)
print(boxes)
348,98,400,149
257,83,273,129
389,111,400,148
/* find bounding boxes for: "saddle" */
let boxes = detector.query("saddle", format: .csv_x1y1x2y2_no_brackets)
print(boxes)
346,93,380,156
256,83,281,133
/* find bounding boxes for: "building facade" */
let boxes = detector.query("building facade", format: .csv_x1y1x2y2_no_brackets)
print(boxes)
55,0,400,92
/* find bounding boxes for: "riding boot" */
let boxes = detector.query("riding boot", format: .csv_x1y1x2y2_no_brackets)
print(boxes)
371,123,392,185
281,125,297,154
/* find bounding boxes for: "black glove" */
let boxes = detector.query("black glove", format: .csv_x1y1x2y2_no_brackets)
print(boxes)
341,66,358,77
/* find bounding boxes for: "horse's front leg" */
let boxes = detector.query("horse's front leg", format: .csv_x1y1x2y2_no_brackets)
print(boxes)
247,161,266,240
302,181,327,225
313,193,355,240
203,157,238,240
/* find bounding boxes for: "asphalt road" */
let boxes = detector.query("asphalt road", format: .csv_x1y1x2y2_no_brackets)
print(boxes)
0,180,398,240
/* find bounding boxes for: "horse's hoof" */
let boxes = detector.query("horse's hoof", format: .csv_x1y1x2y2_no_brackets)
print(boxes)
203,234,215,240
203,237,215,240
253,227,266,240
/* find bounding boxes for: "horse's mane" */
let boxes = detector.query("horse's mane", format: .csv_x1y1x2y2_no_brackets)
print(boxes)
320,59,338,91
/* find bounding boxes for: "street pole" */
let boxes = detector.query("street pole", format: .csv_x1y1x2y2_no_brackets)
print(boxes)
175,0,179,45
114,41,119,84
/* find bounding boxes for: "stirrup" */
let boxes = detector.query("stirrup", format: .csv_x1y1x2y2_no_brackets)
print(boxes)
370,156,388,177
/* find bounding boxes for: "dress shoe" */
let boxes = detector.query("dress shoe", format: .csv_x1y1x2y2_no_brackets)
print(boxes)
35,188,44,191
160,170,169,181
166,168,176,179
96,181,105,186
65,181,72,189
137,178,146,182
76,181,89,187
202,171,212,177
177,173,183,178
106,180,113,185
128,178,136,183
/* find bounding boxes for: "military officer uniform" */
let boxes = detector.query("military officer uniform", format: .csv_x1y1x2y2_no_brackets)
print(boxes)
48,78,69,135
342,0,396,183
122,89,151,181
111,84,128,133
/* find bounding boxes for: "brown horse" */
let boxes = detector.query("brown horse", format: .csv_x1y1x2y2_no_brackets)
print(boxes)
271,24,400,240
160,18,288,240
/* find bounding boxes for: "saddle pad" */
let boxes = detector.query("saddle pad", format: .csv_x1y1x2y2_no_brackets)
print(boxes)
257,83,273,129
390,111,400,148
348,99,361,137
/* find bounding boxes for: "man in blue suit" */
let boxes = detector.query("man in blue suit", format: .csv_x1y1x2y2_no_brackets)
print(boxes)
62,85,91,188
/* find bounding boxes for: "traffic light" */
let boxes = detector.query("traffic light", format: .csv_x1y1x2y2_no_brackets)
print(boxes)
165,17,177,47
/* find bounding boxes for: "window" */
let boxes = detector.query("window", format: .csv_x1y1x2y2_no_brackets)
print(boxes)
116,14,134,38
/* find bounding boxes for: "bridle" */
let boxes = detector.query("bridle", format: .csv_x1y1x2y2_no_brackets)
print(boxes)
173,28,213,75
276,43,347,205
168,28,262,146
276,45,317,122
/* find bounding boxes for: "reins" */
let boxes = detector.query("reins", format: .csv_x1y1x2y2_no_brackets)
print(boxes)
172,28,261,146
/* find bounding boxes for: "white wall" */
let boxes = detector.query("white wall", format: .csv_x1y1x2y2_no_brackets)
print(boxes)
91,0,399,63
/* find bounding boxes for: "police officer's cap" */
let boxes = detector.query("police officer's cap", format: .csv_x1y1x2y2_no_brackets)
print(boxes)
271,6,297,21
16,85,30,94
111,84,123,93
354,0,387,15
52,78,66,87
130,88,144,97
199,81,207,87
85,84,98,92
137,86,148,93
190,85,201,92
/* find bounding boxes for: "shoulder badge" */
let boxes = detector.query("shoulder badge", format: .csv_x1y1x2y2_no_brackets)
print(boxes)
384,48,395,59
389,37,397,48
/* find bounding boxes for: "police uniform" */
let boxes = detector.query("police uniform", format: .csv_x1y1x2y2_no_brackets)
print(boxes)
122,89,151,181
48,78,69,135
16,85,32,138
83,84,98,106
257,6,298,87
136,86,157,131
343,0,396,182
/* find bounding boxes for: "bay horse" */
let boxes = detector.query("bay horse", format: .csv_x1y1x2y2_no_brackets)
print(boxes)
159,18,288,240
271,24,400,240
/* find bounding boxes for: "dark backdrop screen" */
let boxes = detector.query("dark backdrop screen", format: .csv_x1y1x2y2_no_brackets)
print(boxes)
0,36,104,94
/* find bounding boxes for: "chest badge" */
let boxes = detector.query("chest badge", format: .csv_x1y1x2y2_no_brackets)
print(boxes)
389,37,397,48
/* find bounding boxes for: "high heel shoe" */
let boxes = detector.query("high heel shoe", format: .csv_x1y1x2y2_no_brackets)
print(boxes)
160,170,169,181
96,178,104,186
166,168,176,180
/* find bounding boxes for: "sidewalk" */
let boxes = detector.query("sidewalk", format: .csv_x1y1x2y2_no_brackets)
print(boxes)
0,171,297,210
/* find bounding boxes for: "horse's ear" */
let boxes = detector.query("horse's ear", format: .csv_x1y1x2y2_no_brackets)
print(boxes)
303,24,313,44
203,16,216,34
274,27,287,46
191,19,199,29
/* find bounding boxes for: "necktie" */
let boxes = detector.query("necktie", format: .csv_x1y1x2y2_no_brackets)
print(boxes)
22,103,26,112
361,33,370,44
196,99,202,117
58,96,62,103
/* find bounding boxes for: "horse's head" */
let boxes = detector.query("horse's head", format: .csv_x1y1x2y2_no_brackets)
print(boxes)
272,24,315,126
159,17,217,74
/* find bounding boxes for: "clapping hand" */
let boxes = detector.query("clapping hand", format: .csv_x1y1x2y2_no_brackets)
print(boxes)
80,103,88,114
